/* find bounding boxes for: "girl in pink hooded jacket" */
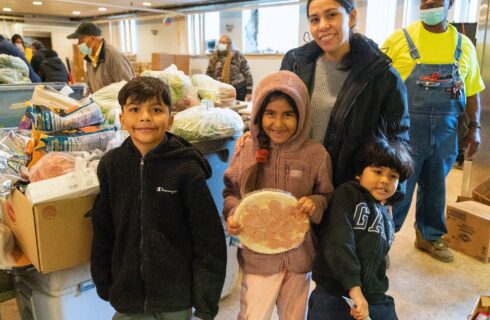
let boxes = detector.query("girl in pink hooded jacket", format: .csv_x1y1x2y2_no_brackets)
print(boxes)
223,70,334,320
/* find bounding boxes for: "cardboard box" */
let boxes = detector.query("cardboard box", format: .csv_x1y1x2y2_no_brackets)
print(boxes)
468,296,490,320
445,201,490,263
472,177,490,206
5,190,95,273
151,53,190,74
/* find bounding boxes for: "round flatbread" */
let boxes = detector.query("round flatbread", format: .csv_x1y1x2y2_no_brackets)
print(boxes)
234,189,310,254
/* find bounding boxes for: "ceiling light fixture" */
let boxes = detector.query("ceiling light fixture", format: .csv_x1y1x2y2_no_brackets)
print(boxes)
73,11,80,15
98,7,107,11
142,2,152,6
33,1,43,5
2,8,12,12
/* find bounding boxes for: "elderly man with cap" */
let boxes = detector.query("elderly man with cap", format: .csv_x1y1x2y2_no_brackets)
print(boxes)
67,22,134,93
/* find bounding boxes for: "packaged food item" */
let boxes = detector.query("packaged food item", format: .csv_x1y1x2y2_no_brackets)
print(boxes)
475,312,489,320
31,85,81,113
32,125,117,153
234,189,309,254
28,152,76,182
0,130,31,198
191,74,237,108
27,98,103,132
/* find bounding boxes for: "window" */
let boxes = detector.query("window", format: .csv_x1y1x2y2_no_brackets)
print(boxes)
243,4,299,53
119,19,137,53
205,11,220,52
365,0,397,46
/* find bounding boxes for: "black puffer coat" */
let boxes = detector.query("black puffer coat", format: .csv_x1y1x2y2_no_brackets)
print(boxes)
281,34,410,188
37,49,69,82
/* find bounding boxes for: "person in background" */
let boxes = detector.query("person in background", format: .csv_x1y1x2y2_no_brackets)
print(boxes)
91,77,227,320
224,71,334,320
280,0,409,190
382,0,485,262
11,34,33,62
0,34,41,83
309,137,413,320
30,40,46,74
206,35,253,101
67,22,134,93
37,49,69,83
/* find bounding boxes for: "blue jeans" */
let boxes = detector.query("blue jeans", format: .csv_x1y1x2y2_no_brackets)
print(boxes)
393,112,458,240
307,286,398,320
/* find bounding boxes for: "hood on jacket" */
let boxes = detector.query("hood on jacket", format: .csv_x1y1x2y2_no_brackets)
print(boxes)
250,70,310,151
127,132,212,179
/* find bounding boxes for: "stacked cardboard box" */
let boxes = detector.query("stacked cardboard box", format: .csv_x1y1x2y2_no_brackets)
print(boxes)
131,61,151,77
151,53,190,74
71,44,85,83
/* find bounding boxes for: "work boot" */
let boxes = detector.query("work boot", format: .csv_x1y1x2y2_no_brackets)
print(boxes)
414,223,454,262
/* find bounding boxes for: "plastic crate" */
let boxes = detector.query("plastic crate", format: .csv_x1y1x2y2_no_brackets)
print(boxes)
0,83,85,129
13,264,114,320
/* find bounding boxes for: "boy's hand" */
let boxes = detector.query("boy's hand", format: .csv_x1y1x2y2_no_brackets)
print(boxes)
226,215,242,236
296,196,316,217
349,286,369,320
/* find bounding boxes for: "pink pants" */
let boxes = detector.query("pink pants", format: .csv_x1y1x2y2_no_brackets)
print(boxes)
237,270,311,320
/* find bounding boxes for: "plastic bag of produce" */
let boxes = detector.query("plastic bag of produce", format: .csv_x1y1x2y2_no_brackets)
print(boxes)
141,65,199,111
191,74,236,107
27,98,103,132
0,54,31,84
92,81,126,126
170,100,244,142
0,130,31,198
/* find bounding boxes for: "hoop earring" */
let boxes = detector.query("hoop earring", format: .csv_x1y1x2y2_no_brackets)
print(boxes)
303,31,312,43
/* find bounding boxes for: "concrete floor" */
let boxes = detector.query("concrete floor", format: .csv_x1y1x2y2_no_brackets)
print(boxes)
1,168,489,320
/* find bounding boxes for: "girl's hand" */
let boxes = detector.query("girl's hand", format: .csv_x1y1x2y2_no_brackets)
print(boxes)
226,215,242,236
349,287,369,320
234,131,251,155
296,196,316,217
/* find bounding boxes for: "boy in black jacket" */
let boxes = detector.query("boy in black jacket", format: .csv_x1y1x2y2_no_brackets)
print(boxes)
309,137,413,320
91,77,227,320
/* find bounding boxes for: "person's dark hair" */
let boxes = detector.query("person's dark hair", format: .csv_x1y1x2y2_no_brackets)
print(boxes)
354,136,414,182
31,40,45,51
243,91,299,193
306,0,360,70
118,77,172,111
11,34,24,46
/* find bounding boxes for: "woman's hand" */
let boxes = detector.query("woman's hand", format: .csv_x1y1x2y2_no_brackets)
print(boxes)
349,286,369,320
296,196,316,217
226,215,242,236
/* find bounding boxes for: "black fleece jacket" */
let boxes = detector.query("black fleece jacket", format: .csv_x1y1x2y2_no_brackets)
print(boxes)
281,35,410,188
91,133,227,320
312,181,395,304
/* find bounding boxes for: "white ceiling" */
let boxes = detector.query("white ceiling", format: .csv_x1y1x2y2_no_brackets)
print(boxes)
0,0,253,18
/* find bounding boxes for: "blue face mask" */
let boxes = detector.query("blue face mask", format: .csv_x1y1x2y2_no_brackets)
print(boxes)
420,7,446,26
79,42,92,56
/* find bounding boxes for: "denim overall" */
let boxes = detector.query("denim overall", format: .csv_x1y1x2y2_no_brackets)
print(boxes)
393,30,465,241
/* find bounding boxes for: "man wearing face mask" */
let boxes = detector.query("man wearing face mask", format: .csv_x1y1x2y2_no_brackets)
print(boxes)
67,22,134,93
206,35,253,101
382,0,484,262
0,34,41,83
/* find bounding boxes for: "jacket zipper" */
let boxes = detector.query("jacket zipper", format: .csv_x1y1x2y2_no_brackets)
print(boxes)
273,146,281,188
139,158,148,313
362,206,383,293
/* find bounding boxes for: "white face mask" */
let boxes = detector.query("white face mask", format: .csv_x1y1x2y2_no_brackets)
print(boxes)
79,42,92,56
15,43,24,52
218,44,228,52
